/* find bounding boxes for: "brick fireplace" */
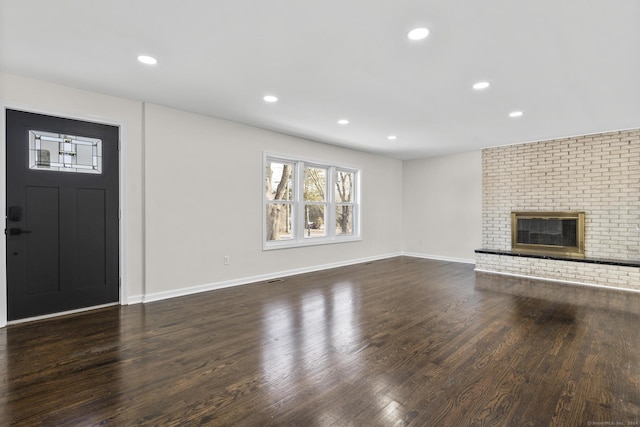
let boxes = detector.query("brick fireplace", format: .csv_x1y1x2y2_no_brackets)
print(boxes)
475,129,640,291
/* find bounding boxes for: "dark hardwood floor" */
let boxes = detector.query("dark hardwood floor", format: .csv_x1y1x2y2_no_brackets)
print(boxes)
1,257,639,426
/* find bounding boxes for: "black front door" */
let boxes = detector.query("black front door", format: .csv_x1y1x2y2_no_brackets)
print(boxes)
6,109,119,321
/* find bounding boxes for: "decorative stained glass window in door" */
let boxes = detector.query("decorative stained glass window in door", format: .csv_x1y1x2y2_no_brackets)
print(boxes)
29,130,102,174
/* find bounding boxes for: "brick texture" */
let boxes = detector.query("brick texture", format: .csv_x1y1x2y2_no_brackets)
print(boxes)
477,129,640,290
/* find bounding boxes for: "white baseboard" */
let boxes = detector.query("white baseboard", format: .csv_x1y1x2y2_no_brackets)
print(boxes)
403,252,476,265
474,268,640,294
142,252,402,304
126,295,144,305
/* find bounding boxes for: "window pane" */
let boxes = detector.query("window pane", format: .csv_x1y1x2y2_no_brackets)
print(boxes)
304,166,326,202
266,203,293,241
304,204,326,238
29,130,102,174
336,205,353,235
266,161,293,201
335,171,354,203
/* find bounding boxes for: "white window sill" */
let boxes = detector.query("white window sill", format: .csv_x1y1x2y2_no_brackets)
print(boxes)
263,235,362,251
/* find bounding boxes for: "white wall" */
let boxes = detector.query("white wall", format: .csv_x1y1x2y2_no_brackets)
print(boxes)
2,72,482,314
144,103,403,297
402,151,482,263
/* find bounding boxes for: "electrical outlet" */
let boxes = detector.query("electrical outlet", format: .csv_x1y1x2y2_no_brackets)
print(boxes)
224,256,230,265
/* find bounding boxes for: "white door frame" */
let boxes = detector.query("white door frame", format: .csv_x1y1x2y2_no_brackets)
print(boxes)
0,101,128,327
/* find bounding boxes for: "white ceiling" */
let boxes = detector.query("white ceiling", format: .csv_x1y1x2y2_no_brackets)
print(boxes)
1,0,639,160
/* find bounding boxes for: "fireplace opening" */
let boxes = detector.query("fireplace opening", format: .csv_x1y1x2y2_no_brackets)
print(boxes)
511,212,585,257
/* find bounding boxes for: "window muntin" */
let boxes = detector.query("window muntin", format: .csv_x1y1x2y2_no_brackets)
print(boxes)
264,155,359,249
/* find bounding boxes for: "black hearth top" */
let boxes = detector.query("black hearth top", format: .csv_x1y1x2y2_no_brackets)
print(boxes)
475,249,640,268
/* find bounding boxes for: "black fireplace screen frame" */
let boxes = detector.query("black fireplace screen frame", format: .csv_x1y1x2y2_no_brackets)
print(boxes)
511,212,585,257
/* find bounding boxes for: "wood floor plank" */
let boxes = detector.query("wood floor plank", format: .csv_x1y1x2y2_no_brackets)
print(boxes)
1,257,639,426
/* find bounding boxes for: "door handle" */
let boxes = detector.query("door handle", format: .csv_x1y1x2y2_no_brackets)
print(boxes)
8,228,32,236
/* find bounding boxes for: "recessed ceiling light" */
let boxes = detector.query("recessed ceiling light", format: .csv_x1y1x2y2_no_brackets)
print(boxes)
337,119,349,125
473,81,490,90
509,111,524,118
263,95,278,103
387,135,397,140
408,27,430,41
137,55,157,65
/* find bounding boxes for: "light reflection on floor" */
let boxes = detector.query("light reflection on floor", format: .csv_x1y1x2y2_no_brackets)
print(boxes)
260,281,361,404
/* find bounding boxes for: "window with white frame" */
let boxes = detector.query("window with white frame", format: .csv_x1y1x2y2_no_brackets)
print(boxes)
264,154,360,249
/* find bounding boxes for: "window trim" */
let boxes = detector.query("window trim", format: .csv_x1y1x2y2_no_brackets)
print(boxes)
263,152,361,250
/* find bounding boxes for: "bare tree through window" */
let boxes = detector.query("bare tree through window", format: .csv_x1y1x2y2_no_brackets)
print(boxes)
265,161,293,241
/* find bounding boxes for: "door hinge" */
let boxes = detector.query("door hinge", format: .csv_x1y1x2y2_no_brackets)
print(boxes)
118,209,121,220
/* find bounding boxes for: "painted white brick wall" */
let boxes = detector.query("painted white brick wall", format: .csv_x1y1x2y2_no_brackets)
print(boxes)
477,129,640,290
475,253,640,291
